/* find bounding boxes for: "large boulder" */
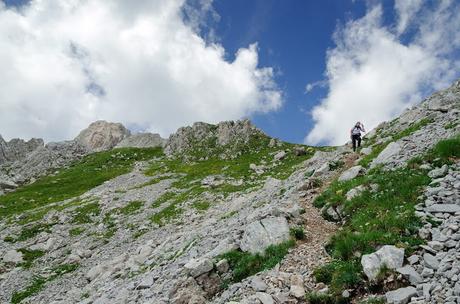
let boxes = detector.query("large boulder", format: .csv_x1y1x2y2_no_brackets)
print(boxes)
371,142,402,167
338,165,364,182
75,120,131,152
361,245,404,281
240,217,290,254
116,133,166,148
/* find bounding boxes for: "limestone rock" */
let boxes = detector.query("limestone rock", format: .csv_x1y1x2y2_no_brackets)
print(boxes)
240,216,290,254
255,292,274,304
385,286,417,304
116,133,166,148
274,151,286,161
428,165,449,178
372,142,402,167
184,258,214,278
396,265,422,284
0,135,43,164
3,249,24,264
426,204,460,213
75,120,130,152
338,165,364,182
361,245,404,280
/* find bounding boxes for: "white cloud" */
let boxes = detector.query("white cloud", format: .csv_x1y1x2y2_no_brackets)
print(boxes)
305,1,460,146
394,0,423,34
0,0,282,142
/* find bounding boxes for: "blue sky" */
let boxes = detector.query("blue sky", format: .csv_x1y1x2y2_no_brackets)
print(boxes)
213,0,367,143
0,0,459,145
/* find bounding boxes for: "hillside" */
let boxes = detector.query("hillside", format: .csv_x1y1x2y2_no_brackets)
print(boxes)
0,80,459,304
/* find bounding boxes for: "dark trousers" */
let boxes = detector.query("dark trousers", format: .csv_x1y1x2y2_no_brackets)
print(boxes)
352,134,361,151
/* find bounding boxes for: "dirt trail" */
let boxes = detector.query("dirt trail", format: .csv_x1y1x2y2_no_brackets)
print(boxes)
279,152,359,290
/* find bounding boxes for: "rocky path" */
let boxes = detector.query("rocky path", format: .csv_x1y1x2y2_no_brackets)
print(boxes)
279,190,338,289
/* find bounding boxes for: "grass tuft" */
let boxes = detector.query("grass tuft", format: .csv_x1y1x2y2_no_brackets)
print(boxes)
220,239,295,283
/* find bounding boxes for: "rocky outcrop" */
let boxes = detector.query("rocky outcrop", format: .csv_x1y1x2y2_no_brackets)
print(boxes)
75,120,131,152
0,135,43,164
164,119,267,159
116,133,166,148
2,140,87,184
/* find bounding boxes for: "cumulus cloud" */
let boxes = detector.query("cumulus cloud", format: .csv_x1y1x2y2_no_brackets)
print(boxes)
306,0,460,146
0,0,282,141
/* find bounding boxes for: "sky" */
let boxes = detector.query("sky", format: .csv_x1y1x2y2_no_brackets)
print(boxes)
0,0,459,145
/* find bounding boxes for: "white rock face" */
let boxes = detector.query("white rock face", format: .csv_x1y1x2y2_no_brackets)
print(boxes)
116,133,166,148
361,245,404,280
338,165,364,182
240,217,290,254
371,142,402,167
75,120,131,152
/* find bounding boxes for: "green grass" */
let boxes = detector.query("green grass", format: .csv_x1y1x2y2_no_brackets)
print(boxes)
424,134,460,165
444,122,458,129
306,292,348,304
312,134,460,299
313,164,430,296
219,239,295,283
150,200,183,226
192,201,211,211
17,248,45,269
11,263,79,303
71,202,100,224
290,226,306,240
69,226,85,236
0,148,163,221
151,192,177,208
119,200,144,215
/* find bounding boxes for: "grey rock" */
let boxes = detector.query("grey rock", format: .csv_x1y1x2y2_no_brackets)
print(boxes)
240,216,290,254
75,120,130,152
426,204,460,213
251,277,267,291
290,285,305,298
2,249,24,263
116,133,166,148
396,265,422,284
423,253,440,270
137,276,155,289
216,259,229,273
385,286,417,304
360,147,372,155
428,165,449,178
361,245,404,280
372,142,402,167
184,258,214,278
0,178,18,190
255,292,274,304
274,151,286,161
338,165,364,182
346,185,366,200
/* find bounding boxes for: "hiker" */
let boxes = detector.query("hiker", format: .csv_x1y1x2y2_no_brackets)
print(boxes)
350,121,365,152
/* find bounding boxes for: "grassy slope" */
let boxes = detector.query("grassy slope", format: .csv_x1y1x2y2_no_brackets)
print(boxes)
311,135,460,301
0,147,163,221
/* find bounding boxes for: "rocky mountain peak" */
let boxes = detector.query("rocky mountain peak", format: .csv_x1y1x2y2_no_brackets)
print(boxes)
75,120,131,152
0,135,44,165
164,119,268,159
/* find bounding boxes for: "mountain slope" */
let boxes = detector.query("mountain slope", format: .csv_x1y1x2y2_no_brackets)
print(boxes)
0,80,459,304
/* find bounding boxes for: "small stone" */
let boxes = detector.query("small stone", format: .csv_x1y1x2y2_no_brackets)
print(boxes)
290,285,305,298
184,258,213,278
423,253,440,270
216,259,229,273
255,292,274,304
137,276,154,289
274,151,286,161
250,277,267,292
407,255,419,265
428,165,448,178
426,204,460,214
342,290,350,298
396,265,422,284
